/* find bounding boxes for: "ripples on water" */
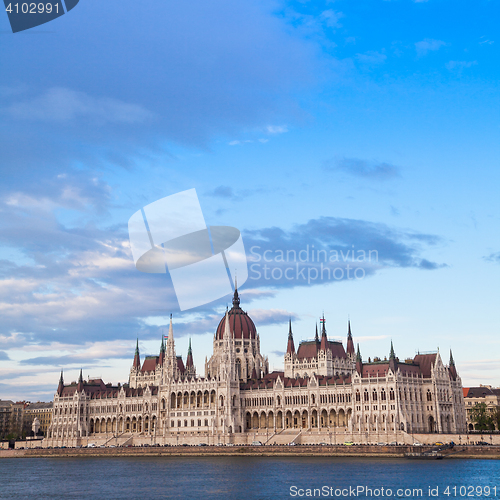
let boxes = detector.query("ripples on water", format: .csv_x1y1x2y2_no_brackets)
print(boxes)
1,457,499,499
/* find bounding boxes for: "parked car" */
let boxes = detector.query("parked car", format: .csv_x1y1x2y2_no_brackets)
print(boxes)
343,441,354,446
251,441,262,446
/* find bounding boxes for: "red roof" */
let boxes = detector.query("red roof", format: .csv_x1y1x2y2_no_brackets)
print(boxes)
413,353,437,378
216,289,257,340
177,356,185,374
462,387,470,398
141,356,158,373
362,363,390,377
296,340,347,360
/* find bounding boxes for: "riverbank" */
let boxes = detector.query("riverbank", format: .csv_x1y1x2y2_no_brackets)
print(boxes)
1,444,499,459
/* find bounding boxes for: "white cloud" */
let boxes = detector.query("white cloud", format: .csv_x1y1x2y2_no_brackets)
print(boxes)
5,87,153,125
266,125,288,134
415,38,447,56
356,51,387,65
445,60,478,71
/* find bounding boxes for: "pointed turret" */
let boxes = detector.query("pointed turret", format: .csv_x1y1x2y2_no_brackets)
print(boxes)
286,319,295,355
133,338,141,370
57,370,64,396
315,323,319,343
389,340,397,372
346,320,355,356
165,314,178,380
224,307,232,339
355,344,363,374
320,316,328,351
158,335,165,366
77,368,83,392
251,366,258,379
232,282,240,309
186,338,194,369
449,349,457,381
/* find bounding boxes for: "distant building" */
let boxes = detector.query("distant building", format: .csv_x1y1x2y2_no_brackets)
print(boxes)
463,386,500,430
23,402,53,436
9,402,27,438
46,289,467,447
0,400,14,439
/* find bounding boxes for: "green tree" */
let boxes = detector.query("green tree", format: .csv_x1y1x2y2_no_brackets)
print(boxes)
491,407,500,431
470,403,493,431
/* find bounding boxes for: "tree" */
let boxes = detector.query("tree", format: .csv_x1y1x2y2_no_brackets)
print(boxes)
490,407,500,431
469,403,493,431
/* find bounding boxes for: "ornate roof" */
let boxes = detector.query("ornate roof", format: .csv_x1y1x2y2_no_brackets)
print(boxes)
215,288,257,340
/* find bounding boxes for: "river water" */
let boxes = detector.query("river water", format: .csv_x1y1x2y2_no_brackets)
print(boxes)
1,456,499,499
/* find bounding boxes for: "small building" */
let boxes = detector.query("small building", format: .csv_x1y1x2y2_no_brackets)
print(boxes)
463,386,500,430
23,402,53,437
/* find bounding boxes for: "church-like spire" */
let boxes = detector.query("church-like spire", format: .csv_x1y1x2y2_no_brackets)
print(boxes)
286,319,295,355
77,368,83,391
133,338,141,370
449,349,457,380
57,370,64,396
346,320,355,356
389,340,397,372
320,316,328,351
186,338,194,373
232,283,240,308
315,323,319,343
158,335,165,366
355,344,363,374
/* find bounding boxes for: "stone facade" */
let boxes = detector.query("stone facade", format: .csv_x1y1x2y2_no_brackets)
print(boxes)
45,289,467,447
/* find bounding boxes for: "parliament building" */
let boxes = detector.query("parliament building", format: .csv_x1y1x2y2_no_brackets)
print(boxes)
45,289,467,447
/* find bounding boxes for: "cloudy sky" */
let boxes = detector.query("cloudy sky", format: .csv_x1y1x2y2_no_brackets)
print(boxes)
1,0,499,401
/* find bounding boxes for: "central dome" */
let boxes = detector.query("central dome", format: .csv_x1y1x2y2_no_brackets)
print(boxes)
216,289,257,340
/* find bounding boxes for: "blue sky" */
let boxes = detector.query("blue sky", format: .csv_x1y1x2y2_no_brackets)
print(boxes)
0,0,499,401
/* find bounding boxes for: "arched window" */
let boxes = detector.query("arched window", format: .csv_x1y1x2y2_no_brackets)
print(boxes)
381,389,386,401
364,390,369,402
355,390,360,402
427,390,432,402
372,390,378,401
389,389,395,401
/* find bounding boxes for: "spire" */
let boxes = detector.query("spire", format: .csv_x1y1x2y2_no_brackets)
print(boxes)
320,316,328,351
158,335,165,366
168,313,174,341
186,338,194,372
346,320,355,356
232,283,240,308
57,370,64,396
224,308,232,339
133,338,141,370
449,349,457,380
77,368,83,391
315,323,319,343
286,319,295,355
355,344,363,374
389,340,397,372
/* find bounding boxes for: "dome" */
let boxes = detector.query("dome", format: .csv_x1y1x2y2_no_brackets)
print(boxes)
216,289,257,340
